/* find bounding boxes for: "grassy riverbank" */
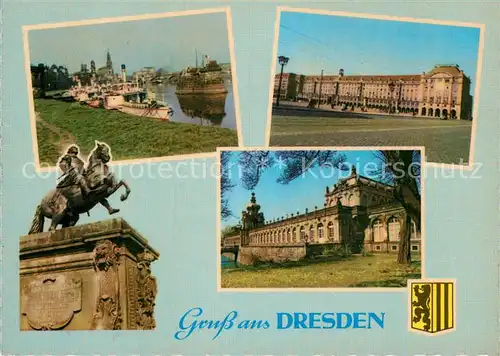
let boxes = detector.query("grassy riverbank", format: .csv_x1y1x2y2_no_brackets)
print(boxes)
34,99,238,166
221,253,421,288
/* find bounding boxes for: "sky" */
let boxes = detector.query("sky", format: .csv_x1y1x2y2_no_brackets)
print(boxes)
277,12,481,91
222,150,393,228
28,12,231,74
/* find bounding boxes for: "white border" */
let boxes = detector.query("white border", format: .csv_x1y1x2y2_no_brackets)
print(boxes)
22,7,243,173
216,145,426,293
265,7,485,171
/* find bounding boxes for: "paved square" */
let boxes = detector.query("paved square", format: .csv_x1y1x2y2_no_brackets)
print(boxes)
270,110,472,165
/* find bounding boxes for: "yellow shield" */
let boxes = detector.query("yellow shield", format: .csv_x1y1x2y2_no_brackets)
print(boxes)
408,280,455,334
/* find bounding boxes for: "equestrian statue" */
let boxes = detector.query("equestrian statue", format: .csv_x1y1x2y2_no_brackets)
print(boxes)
28,141,131,234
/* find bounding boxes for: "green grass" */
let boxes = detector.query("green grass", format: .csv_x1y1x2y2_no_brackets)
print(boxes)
221,253,421,288
35,120,62,164
35,99,238,166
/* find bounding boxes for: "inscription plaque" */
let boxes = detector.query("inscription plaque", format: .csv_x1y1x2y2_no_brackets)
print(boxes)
22,275,82,330
20,219,159,330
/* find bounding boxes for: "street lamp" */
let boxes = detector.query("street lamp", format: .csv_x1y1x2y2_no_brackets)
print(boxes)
317,69,324,108
388,81,395,113
397,80,403,114
276,55,290,106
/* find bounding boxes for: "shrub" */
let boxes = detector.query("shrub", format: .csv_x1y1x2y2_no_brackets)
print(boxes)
361,247,373,257
321,245,336,256
340,243,352,258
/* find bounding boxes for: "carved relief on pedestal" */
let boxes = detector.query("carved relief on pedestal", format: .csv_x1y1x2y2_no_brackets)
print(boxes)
126,258,138,329
90,239,121,330
22,275,82,330
136,250,158,330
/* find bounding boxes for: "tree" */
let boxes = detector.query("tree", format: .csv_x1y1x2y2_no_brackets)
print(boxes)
238,150,347,189
373,150,421,265
221,224,241,237
220,150,347,219
220,151,236,220
57,65,71,89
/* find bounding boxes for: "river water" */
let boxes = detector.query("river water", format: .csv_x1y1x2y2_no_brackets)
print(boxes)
221,255,237,268
149,78,236,130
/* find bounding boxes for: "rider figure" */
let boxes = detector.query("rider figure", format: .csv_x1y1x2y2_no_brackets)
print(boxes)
57,145,120,215
58,146,91,197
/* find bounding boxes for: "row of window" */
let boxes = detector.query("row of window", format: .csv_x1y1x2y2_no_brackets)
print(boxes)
373,244,420,251
297,82,461,95
421,107,457,118
335,193,391,206
424,86,458,92
250,217,419,245
250,222,337,245
371,217,418,242
423,98,457,104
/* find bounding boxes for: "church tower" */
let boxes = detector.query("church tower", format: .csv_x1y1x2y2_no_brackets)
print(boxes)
106,49,113,75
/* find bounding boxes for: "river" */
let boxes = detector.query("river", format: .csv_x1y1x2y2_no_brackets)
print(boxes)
221,255,237,268
149,78,237,130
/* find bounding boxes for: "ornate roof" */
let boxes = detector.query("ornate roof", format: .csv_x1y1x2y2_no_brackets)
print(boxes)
245,192,261,212
326,169,393,196
427,64,462,77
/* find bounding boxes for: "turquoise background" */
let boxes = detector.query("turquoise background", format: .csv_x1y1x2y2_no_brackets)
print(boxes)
2,1,499,355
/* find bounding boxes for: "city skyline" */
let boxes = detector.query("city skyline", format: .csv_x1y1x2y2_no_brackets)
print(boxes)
28,11,232,74
276,12,481,91
222,150,391,228
31,50,230,76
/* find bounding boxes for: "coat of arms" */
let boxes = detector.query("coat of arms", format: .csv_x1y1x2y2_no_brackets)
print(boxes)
409,279,455,334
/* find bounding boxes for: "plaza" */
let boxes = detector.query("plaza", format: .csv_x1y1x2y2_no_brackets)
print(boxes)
269,108,472,164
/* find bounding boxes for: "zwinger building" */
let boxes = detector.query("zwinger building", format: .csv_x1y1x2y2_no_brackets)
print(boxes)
274,64,473,120
223,167,421,258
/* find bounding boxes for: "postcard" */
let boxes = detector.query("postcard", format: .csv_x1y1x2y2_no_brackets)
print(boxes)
266,8,484,168
1,2,498,356
218,147,424,290
23,8,241,171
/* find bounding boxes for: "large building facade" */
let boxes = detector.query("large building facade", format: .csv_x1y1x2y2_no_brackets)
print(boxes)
273,73,305,102
222,167,421,256
274,64,473,120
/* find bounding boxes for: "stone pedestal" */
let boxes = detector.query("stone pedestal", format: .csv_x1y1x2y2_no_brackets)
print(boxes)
19,218,159,331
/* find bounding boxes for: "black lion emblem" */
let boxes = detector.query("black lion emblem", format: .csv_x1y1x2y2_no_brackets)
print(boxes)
412,284,432,331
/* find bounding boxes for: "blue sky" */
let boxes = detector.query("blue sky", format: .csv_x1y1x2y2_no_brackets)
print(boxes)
222,150,389,228
29,12,231,74
277,12,481,91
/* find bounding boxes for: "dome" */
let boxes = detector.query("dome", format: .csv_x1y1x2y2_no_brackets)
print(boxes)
428,64,462,77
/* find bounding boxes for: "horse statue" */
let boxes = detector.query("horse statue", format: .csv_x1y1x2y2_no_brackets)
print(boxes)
28,142,131,234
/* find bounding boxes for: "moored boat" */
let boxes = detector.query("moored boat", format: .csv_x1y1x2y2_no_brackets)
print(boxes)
117,101,174,120
176,58,228,95
103,90,173,120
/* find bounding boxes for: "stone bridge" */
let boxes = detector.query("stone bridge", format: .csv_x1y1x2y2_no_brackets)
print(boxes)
220,246,239,266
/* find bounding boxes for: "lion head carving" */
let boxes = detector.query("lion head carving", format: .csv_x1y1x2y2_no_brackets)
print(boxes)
92,240,120,271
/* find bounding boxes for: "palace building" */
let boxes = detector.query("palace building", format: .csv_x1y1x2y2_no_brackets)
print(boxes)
222,167,421,260
274,64,473,120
